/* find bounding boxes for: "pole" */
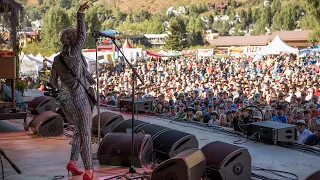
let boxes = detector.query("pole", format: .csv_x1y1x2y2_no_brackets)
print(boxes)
95,38,101,143
129,68,136,173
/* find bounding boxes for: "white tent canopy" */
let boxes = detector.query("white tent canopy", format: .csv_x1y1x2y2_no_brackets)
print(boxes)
258,35,299,55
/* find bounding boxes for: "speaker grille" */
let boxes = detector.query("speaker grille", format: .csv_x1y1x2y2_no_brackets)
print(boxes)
97,133,153,168
92,112,125,136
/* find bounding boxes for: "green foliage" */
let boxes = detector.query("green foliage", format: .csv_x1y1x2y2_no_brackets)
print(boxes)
21,0,320,52
15,79,28,93
165,17,187,51
301,0,320,43
23,42,56,56
271,0,281,15
59,0,73,9
84,6,102,48
40,6,71,51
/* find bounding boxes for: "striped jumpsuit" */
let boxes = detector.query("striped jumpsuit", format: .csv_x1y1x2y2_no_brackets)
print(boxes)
50,12,96,170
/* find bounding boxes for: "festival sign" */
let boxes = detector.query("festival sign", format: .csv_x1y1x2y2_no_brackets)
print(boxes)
244,46,265,55
182,50,197,56
197,49,214,58
229,47,244,56
214,47,229,57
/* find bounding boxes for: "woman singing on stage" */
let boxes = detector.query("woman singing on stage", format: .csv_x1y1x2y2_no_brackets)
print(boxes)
49,2,97,180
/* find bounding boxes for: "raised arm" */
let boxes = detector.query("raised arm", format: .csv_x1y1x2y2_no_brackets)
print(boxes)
69,2,90,56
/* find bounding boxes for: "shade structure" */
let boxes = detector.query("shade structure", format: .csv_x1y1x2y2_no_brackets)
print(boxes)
259,35,299,55
122,38,132,48
102,29,121,35
146,51,163,58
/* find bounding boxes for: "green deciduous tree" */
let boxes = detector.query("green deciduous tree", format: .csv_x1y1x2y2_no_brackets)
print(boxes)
41,6,71,51
301,0,320,43
85,7,102,48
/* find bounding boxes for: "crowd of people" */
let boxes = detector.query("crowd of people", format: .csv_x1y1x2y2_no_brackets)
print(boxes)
95,54,320,147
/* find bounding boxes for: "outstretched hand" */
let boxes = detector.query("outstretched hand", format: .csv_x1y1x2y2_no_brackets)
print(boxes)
78,1,90,13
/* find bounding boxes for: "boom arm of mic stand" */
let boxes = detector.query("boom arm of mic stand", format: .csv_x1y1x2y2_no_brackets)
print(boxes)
111,39,144,85
0,149,21,174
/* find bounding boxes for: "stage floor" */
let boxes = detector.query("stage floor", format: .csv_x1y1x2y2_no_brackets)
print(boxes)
0,122,151,180
0,102,320,179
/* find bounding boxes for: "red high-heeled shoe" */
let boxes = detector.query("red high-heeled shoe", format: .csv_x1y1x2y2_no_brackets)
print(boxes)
83,173,96,180
67,162,83,176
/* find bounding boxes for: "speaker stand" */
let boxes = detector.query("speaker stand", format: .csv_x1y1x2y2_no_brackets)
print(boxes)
104,37,149,180
0,149,21,177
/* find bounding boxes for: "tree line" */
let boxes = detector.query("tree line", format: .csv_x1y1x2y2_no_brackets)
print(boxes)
22,0,320,53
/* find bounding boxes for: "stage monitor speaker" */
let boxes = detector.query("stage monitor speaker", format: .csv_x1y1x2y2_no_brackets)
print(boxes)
28,96,56,115
29,111,64,137
306,170,320,180
151,148,206,180
97,133,153,168
248,121,297,145
92,112,125,136
112,119,150,133
120,98,153,113
152,129,199,162
201,141,251,180
56,108,69,124
135,124,171,140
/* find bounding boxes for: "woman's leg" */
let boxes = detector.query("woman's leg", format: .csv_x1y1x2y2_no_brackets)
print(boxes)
72,98,93,170
60,100,81,162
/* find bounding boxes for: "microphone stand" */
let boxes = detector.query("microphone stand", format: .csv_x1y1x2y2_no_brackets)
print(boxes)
104,38,148,180
90,33,101,161
0,149,21,179
95,37,101,144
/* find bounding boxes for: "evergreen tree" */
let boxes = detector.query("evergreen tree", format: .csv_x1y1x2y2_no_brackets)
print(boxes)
271,0,281,15
272,10,283,31
59,0,72,9
246,7,252,25
208,14,214,27
282,5,295,30
191,31,204,46
231,0,237,8
165,17,187,51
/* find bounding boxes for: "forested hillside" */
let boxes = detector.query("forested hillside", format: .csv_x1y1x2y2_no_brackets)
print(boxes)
16,0,320,54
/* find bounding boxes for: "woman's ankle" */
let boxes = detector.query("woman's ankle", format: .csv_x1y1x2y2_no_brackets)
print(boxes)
69,160,78,166
84,169,94,174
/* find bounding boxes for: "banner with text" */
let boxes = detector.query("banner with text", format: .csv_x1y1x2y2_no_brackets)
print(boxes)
197,49,214,58
244,46,265,55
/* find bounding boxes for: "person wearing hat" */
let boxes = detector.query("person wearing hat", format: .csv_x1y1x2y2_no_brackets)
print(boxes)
175,104,186,119
203,103,215,123
252,111,263,122
183,106,195,121
272,105,287,123
295,120,313,144
169,105,176,117
303,109,312,123
304,119,320,147
208,111,220,126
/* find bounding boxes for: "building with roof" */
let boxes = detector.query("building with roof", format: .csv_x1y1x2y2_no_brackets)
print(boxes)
206,30,314,48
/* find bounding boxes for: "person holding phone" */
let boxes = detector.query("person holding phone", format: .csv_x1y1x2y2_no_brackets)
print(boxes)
50,2,96,180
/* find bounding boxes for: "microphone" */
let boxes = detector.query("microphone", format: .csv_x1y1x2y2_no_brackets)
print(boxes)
92,31,117,40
